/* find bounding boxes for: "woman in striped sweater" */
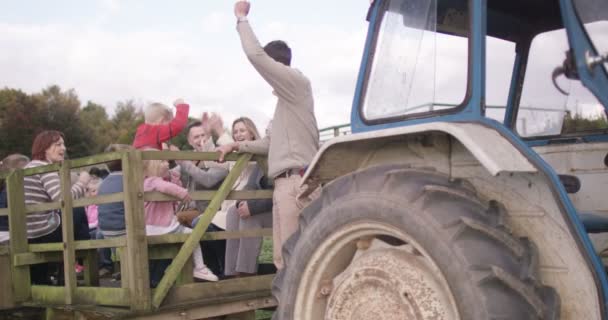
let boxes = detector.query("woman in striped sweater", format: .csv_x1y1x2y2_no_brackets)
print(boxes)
23,130,92,284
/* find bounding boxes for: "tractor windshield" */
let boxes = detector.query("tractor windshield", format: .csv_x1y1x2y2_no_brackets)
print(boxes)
362,0,469,121
516,4,608,138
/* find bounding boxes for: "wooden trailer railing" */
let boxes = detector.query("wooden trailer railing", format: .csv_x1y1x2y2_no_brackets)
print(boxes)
0,149,276,319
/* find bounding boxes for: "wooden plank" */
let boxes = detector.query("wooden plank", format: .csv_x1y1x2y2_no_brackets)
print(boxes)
25,202,61,214
122,150,152,311
7,170,31,301
145,190,273,202
0,253,15,309
147,229,273,245
59,161,77,305
0,189,126,217
227,311,256,320
137,293,276,320
82,249,99,286
141,151,259,162
29,236,126,252
152,153,252,309
19,163,61,177
72,192,124,208
31,286,130,307
14,250,91,266
175,255,193,286
68,152,124,169
162,274,274,306
118,248,130,290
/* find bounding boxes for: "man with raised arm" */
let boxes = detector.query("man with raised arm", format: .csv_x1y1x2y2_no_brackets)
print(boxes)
217,1,320,269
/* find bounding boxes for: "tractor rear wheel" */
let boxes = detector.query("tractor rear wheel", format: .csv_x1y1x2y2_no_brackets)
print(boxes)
272,165,560,320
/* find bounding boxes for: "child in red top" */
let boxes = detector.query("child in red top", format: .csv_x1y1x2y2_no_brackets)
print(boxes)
132,99,190,150
142,157,219,282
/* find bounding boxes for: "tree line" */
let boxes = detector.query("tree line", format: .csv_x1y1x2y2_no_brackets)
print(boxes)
0,85,191,160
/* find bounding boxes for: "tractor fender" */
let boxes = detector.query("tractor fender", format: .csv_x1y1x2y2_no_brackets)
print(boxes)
302,121,536,191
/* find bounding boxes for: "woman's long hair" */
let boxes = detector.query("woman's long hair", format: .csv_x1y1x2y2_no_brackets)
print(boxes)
232,117,261,141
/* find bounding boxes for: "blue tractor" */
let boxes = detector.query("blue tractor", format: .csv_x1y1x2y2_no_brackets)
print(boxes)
272,0,608,319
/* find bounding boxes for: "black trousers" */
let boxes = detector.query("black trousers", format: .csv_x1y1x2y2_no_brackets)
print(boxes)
201,223,226,277
28,207,90,285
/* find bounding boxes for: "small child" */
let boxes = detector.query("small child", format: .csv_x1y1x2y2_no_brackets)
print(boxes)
84,179,114,276
85,179,102,233
142,157,218,282
132,99,190,150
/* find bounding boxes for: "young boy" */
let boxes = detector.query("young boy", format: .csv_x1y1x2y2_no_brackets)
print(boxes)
132,99,190,150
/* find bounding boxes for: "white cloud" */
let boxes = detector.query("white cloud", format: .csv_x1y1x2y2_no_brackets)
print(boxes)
0,17,366,133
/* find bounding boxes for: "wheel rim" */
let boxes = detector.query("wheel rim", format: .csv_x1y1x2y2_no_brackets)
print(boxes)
293,221,460,320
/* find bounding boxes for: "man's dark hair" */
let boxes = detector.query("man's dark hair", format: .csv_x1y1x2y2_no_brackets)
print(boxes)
264,40,292,66
185,120,203,137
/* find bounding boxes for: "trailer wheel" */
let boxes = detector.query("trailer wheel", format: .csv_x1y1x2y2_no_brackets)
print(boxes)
272,165,560,320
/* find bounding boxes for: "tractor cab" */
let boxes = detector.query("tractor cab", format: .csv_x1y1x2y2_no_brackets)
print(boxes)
355,1,608,234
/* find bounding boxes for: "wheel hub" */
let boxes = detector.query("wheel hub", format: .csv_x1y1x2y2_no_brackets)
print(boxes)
325,240,453,320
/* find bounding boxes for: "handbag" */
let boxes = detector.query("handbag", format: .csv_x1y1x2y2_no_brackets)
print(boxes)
175,175,199,227
176,200,200,227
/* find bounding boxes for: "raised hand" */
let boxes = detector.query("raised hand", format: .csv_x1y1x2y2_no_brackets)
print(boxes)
208,113,224,138
234,1,250,18
173,98,185,107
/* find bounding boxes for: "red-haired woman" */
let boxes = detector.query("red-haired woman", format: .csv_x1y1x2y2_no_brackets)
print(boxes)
23,130,92,284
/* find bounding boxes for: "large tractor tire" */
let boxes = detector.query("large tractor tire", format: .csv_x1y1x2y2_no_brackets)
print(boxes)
272,165,560,320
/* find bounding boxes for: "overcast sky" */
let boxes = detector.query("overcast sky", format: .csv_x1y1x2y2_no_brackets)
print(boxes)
1,1,605,137
0,0,371,130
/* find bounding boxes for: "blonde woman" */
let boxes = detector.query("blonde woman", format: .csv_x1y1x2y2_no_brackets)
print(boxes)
223,117,273,277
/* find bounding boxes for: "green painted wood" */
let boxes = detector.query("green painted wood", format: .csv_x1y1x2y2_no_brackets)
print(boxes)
152,153,252,309
13,152,123,178
141,151,252,162
0,253,15,309
14,250,90,266
144,190,273,202
29,236,126,253
6,170,31,302
18,163,61,177
32,286,130,307
175,255,194,286
227,311,256,320
59,161,77,305
122,150,152,311
0,188,125,217
82,250,99,286
67,152,124,169
72,192,124,208
0,183,267,218
147,229,273,245
161,274,274,306
24,202,61,214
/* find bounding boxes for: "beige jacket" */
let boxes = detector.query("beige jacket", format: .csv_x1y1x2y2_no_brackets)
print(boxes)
236,20,319,179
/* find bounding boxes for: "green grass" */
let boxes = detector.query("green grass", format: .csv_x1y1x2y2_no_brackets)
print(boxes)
258,237,273,264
